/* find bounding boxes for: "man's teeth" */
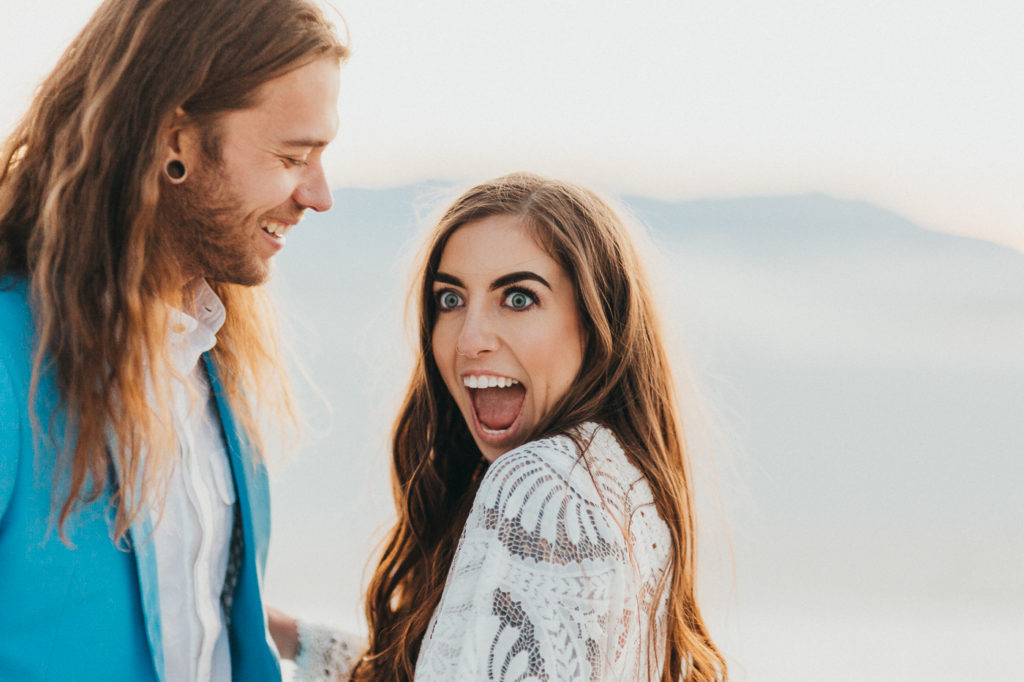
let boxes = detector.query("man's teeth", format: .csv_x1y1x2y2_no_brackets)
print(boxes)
463,375,520,389
260,219,291,237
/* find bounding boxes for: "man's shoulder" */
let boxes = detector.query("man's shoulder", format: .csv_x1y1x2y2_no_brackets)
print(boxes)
0,275,34,347
0,276,36,394
0,275,32,325
0,278,30,519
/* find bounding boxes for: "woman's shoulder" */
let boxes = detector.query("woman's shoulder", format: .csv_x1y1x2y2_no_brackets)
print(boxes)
480,422,629,495
472,423,656,556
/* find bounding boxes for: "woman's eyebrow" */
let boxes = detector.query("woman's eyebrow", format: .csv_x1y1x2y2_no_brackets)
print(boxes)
490,271,551,291
433,272,463,287
433,271,552,290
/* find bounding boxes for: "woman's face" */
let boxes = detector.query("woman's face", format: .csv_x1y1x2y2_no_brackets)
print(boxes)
431,214,585,461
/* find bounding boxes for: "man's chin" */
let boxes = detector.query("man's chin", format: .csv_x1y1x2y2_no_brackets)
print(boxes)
205,259,273,288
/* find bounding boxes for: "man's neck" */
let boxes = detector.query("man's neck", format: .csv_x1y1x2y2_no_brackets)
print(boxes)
165,277,208,315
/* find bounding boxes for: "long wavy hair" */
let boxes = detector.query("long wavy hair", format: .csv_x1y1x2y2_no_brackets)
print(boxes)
357,172,727,681
0,0,347,541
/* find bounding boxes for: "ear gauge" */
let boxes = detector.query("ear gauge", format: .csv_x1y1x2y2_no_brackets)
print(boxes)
165,159,187,183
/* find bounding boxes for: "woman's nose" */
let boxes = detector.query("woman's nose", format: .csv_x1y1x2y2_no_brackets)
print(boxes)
456,307,499,358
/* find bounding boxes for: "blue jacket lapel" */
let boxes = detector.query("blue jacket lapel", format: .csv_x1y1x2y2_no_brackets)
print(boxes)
109,434,165,682
126,509,166,682
203,353,280,681
203,353,271,575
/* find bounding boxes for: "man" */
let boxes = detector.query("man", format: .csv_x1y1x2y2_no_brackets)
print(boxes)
0,1,347,680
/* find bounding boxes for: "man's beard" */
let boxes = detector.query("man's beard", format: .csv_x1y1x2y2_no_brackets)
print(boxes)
159,164,270,287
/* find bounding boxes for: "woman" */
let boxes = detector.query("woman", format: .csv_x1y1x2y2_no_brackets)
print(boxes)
288,172,726,681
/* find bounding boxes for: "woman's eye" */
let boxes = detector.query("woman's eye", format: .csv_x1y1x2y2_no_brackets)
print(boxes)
503,290,536,310
437,291,463,310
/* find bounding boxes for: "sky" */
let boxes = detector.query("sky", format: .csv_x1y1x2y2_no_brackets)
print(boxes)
1,1,1021,251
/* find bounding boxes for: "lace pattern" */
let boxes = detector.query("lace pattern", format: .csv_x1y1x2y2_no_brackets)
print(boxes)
293,620,364,681
415,423,672,681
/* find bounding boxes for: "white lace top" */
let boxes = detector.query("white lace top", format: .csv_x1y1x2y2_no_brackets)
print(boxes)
295,423,672,681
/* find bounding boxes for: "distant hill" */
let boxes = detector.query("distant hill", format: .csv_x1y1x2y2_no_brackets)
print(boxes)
296,185,1023,369
627,192,1023,298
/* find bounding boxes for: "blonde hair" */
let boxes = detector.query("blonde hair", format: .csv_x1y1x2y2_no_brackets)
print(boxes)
358,173,727,681
0,0,348,541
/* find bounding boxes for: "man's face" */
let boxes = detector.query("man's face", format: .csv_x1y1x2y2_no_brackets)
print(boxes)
166,57,341,286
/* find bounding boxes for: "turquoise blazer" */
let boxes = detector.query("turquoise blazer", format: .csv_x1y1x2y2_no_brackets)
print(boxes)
0,278,282,681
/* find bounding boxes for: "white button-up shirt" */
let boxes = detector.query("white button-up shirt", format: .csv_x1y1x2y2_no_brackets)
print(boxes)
153,280,236,682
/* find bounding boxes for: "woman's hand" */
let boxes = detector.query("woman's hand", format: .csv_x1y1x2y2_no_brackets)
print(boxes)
267,605,300,661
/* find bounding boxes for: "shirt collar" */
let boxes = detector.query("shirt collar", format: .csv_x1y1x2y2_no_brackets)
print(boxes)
168,278,226,374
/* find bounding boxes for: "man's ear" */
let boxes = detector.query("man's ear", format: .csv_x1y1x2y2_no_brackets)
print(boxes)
162,107,201,183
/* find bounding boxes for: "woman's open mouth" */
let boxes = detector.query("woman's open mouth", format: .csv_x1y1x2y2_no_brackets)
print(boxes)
464,374,526,449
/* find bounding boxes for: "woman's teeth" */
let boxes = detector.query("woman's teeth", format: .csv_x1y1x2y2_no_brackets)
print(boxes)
260,219,291,237
463,375,520,389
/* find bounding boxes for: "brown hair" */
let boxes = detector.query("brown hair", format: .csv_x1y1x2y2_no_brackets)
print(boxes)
358,172,727,681
0,0,348,540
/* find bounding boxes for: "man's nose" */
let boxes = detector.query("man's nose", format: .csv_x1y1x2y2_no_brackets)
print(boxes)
294,160,333,213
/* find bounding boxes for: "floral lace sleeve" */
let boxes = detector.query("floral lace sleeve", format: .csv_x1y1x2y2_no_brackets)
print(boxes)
292,621,365,681
414,425,671,681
